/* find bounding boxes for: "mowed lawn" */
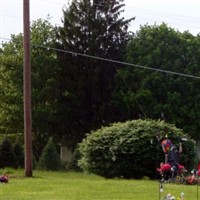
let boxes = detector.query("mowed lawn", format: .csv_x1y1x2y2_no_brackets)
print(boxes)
0,170,198,200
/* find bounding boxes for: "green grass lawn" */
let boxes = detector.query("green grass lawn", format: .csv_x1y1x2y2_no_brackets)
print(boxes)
0,169,198,200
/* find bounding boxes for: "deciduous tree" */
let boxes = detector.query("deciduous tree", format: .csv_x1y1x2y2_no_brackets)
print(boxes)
0,18,58,160
114,23,200,157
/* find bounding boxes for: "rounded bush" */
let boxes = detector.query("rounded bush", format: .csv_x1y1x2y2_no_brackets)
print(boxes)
78,119,195,179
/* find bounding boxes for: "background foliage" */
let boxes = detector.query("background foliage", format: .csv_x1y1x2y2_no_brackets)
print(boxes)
1,0,200,169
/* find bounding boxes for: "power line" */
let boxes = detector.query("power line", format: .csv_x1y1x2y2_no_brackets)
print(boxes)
1,36,199,80
33,43,200,80
126,7,200,22
124,8,200,34
0,14,21,19
129,15,200,32
2,1,200,32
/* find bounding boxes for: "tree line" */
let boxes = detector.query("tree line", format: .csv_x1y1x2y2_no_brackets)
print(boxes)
1,0,200,160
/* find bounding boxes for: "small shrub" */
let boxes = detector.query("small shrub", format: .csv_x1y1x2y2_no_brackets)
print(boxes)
1,138,17,168
38,137,61,171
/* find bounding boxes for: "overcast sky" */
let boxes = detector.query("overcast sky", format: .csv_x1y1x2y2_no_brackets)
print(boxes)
1,0,200,43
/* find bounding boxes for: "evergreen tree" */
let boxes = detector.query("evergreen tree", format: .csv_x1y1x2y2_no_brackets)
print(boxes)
56,0,135,148
1,138,17,168
38,137,61,170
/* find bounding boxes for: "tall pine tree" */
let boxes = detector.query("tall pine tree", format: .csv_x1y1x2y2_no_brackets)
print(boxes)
56,0,135,148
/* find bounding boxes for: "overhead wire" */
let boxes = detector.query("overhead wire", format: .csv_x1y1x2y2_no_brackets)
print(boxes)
1,36,200,80
2,7,200,26
1,35,200,122
123,5,200,34
2,35,200,122
1,1,200,82
1,1,200,34
33,43,200,80
1,2,200,126
125,7,200,22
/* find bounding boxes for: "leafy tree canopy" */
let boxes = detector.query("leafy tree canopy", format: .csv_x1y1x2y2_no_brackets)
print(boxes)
0,18,58,159
113,23,200,143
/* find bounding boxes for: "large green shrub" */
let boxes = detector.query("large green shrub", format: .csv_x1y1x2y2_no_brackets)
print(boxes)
78,119,196,179
38,137,61,171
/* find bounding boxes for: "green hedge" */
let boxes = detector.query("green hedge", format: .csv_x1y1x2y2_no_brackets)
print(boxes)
78,119,196,179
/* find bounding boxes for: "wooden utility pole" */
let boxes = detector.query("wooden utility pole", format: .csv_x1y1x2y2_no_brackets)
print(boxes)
23,0,32,177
